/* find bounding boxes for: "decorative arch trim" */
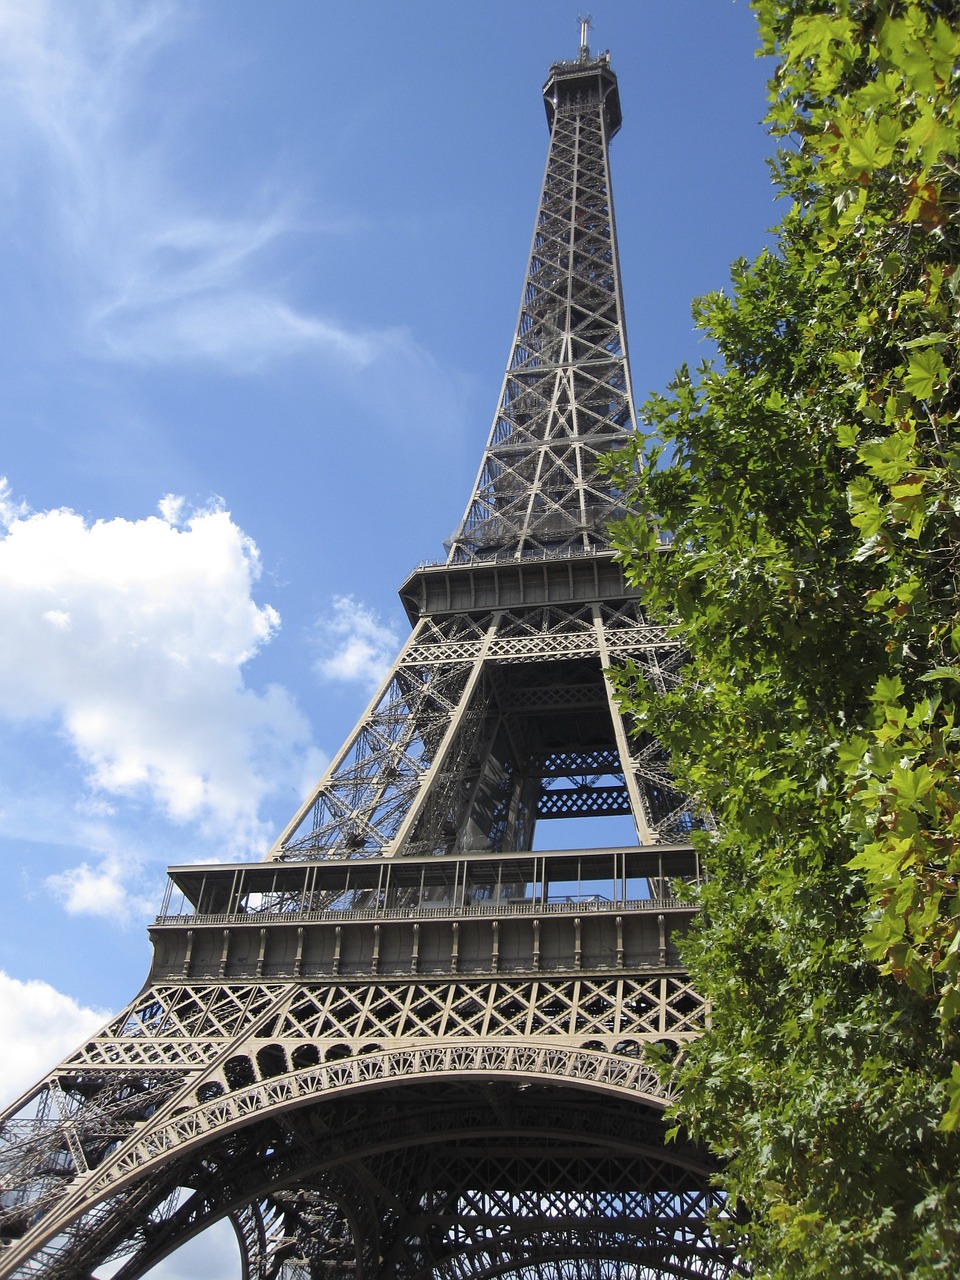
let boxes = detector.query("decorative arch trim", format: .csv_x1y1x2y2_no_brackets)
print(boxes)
93,1040,672,1198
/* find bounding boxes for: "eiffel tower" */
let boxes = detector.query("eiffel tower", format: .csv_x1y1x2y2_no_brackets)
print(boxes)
0,29,738,1280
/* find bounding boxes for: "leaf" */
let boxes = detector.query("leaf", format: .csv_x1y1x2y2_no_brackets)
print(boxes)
905,111,958,169
858,431,917,484
901,177,946,229
830,349,862,374
842,118,898,173
836,735,869,773
938,1064,960,1132
904,347,947,400
787,13,856,67
889,479,924,500
901,333,952,349
919,667,960,684
890,762,936,805
848,476,884,537
930,16,960,80
872,674,905,705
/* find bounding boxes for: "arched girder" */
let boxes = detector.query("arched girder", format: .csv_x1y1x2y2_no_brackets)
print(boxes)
456,1262,723,1280
0,1043,677,1278
140,1124,732,1280
26,1042,673,1231
426,1247,731,1280
1,1075,735,1280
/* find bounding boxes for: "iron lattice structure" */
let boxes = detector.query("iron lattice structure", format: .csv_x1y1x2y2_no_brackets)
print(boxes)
0,40,739,1280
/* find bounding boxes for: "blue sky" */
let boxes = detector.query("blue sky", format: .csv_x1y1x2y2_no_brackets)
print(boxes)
0,1,774,1271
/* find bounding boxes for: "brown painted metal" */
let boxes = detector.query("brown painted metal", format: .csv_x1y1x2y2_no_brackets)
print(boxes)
0,39,738,1280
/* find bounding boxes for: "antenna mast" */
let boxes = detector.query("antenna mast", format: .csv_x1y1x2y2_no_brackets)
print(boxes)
578,14,592,60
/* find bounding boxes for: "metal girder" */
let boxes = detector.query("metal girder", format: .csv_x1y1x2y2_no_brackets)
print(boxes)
273,602,705,861
446,55,636,565
0,43,732,1280
1,1077,738,1280
0,970,717,1277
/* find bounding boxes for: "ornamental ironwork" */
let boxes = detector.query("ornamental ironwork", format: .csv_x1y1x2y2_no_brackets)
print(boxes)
0,32,738,1280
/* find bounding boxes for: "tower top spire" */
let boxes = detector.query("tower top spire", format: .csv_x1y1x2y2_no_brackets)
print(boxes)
578,14,592,61
445,34,628,564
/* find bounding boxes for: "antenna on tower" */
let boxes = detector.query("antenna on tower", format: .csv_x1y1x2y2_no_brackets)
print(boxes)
578,14,592,60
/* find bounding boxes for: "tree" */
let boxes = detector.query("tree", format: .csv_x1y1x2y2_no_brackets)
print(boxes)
606,2,960,1274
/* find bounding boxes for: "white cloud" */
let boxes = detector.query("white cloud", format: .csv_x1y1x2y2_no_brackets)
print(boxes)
100,1219,240,1280
157,493,186,526
0,477,29,525
0,0,412,372
46,854,154,921
96,293,391,373
0,968,239,1279
314,595,400,690
0,970,107,1108
0,485,314,867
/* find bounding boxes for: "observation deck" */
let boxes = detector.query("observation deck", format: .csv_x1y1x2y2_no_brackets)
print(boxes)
150,845,700,983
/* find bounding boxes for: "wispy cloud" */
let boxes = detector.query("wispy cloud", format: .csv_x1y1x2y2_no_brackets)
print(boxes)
96,293,391,371
314,595,401,690
0,0,416,372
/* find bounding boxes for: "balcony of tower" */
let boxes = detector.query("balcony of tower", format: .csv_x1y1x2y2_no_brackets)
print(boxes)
543,52,622,137
148,846,701,983
398,548,645,623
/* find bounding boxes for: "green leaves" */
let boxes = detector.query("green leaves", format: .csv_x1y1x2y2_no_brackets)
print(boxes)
787,13,856,67
880,12,960,95
858,429,917,484
839,113,901,175
608,1,960,1273
904,346,948,400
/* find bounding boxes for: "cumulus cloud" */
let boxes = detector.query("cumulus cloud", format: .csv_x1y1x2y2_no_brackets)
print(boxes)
0,968,237,1279
0,970,107,1108
0,482,314,864
314,595,400,690
46,853,155,922
0,0,415,372
0,967,240,1280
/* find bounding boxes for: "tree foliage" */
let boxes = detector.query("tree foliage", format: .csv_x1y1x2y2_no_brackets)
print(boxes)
606,2,960,1273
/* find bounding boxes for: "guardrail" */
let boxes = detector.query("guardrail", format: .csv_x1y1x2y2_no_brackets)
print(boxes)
153,895,694,928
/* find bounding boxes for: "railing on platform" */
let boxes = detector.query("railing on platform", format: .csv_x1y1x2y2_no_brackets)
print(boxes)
154,894,694,928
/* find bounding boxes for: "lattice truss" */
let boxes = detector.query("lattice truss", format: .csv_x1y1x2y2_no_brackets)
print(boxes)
274,602,698,862
0,1061,740,1280
0,48,730,1280
447,81,635,564
390,1147,734,1280
0,974,714,1277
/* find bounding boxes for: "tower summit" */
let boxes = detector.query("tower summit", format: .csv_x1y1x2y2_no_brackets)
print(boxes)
0,35,738,1280
446,39,627,563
